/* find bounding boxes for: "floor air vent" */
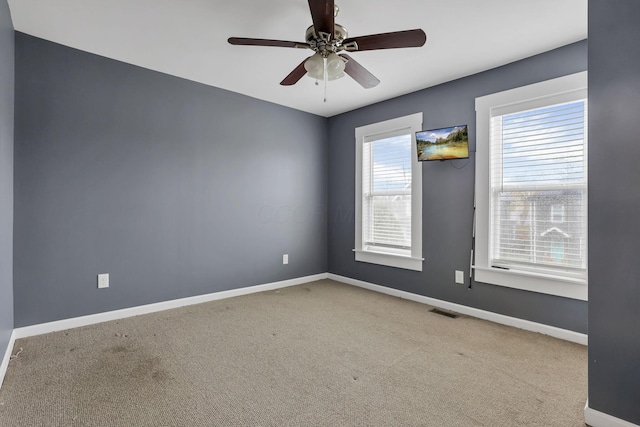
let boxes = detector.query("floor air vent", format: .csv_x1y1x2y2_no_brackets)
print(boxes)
430,308,458,319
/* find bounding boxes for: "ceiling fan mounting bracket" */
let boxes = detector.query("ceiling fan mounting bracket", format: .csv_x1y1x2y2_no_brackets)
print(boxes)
342,41,358,52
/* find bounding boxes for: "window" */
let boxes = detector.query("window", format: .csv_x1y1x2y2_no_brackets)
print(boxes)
551,204,565,223
355,113,423,271
475,72,587,301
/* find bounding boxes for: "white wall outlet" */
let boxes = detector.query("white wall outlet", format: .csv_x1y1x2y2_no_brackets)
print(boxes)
98,273,109,289
455,270,464,285
283,254,288,265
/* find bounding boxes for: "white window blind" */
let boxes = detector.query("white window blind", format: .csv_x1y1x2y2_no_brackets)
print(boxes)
489,99,587,278
362,133,412,255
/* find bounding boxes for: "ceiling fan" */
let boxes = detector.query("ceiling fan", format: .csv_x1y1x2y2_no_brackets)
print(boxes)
228,0,427,90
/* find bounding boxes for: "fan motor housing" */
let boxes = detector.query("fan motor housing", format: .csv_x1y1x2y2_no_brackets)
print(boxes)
305,24,348,55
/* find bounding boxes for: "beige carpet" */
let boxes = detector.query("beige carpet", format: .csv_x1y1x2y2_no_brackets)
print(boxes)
0,280,587,426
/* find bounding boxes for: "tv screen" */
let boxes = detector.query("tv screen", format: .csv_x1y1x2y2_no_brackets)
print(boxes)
416,125,469,161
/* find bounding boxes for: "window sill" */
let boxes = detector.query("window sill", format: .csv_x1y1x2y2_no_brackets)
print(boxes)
473,266,587,301
354,249,423,272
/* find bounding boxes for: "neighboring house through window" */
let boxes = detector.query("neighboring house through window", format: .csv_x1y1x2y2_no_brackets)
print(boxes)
355,113,423,271
475,72,588,300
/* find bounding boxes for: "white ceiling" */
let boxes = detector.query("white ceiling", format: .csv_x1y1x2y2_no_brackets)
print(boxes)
7,0,587,117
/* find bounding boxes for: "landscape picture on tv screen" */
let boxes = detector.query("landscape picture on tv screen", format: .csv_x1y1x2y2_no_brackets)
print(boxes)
416,125,469,161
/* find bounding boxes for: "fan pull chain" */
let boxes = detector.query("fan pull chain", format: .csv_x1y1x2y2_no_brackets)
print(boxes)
323,57,328,103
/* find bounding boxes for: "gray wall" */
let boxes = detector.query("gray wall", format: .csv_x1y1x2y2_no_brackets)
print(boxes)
0,0,14,360
13,33,327,327
588,0,640,423
327,41,588,333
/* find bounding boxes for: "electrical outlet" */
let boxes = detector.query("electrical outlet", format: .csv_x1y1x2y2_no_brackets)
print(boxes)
455,270,464,285
98,273,109,289
283,254,288,265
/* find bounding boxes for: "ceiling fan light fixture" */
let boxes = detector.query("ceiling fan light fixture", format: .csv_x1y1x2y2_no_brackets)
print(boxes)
304,53,324,80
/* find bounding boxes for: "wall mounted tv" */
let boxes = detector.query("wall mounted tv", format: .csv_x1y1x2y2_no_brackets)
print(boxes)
416,125,469,161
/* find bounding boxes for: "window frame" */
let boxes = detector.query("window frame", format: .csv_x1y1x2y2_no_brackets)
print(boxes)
475,72,588,301
355,112,423,271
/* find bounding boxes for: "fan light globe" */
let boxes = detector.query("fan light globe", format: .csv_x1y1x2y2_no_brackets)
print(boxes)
304,53,324,80
326,53,346,80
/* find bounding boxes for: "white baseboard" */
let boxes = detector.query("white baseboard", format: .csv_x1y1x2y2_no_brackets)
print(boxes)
585,400,640,427
328,273,588,345
0,330,16,389
8,272,587,345
13,273,328,339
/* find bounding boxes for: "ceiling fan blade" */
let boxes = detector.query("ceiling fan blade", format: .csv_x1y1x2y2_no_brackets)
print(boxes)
228,37,309,49
342,29,426,51
308,0,334,39
280,58,310,86
340,54,380,89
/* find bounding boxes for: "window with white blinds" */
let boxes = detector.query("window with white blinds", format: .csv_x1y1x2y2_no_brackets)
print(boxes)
475,71,588,301
362,133,412,253
490,99,587,278
355,113,423,271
